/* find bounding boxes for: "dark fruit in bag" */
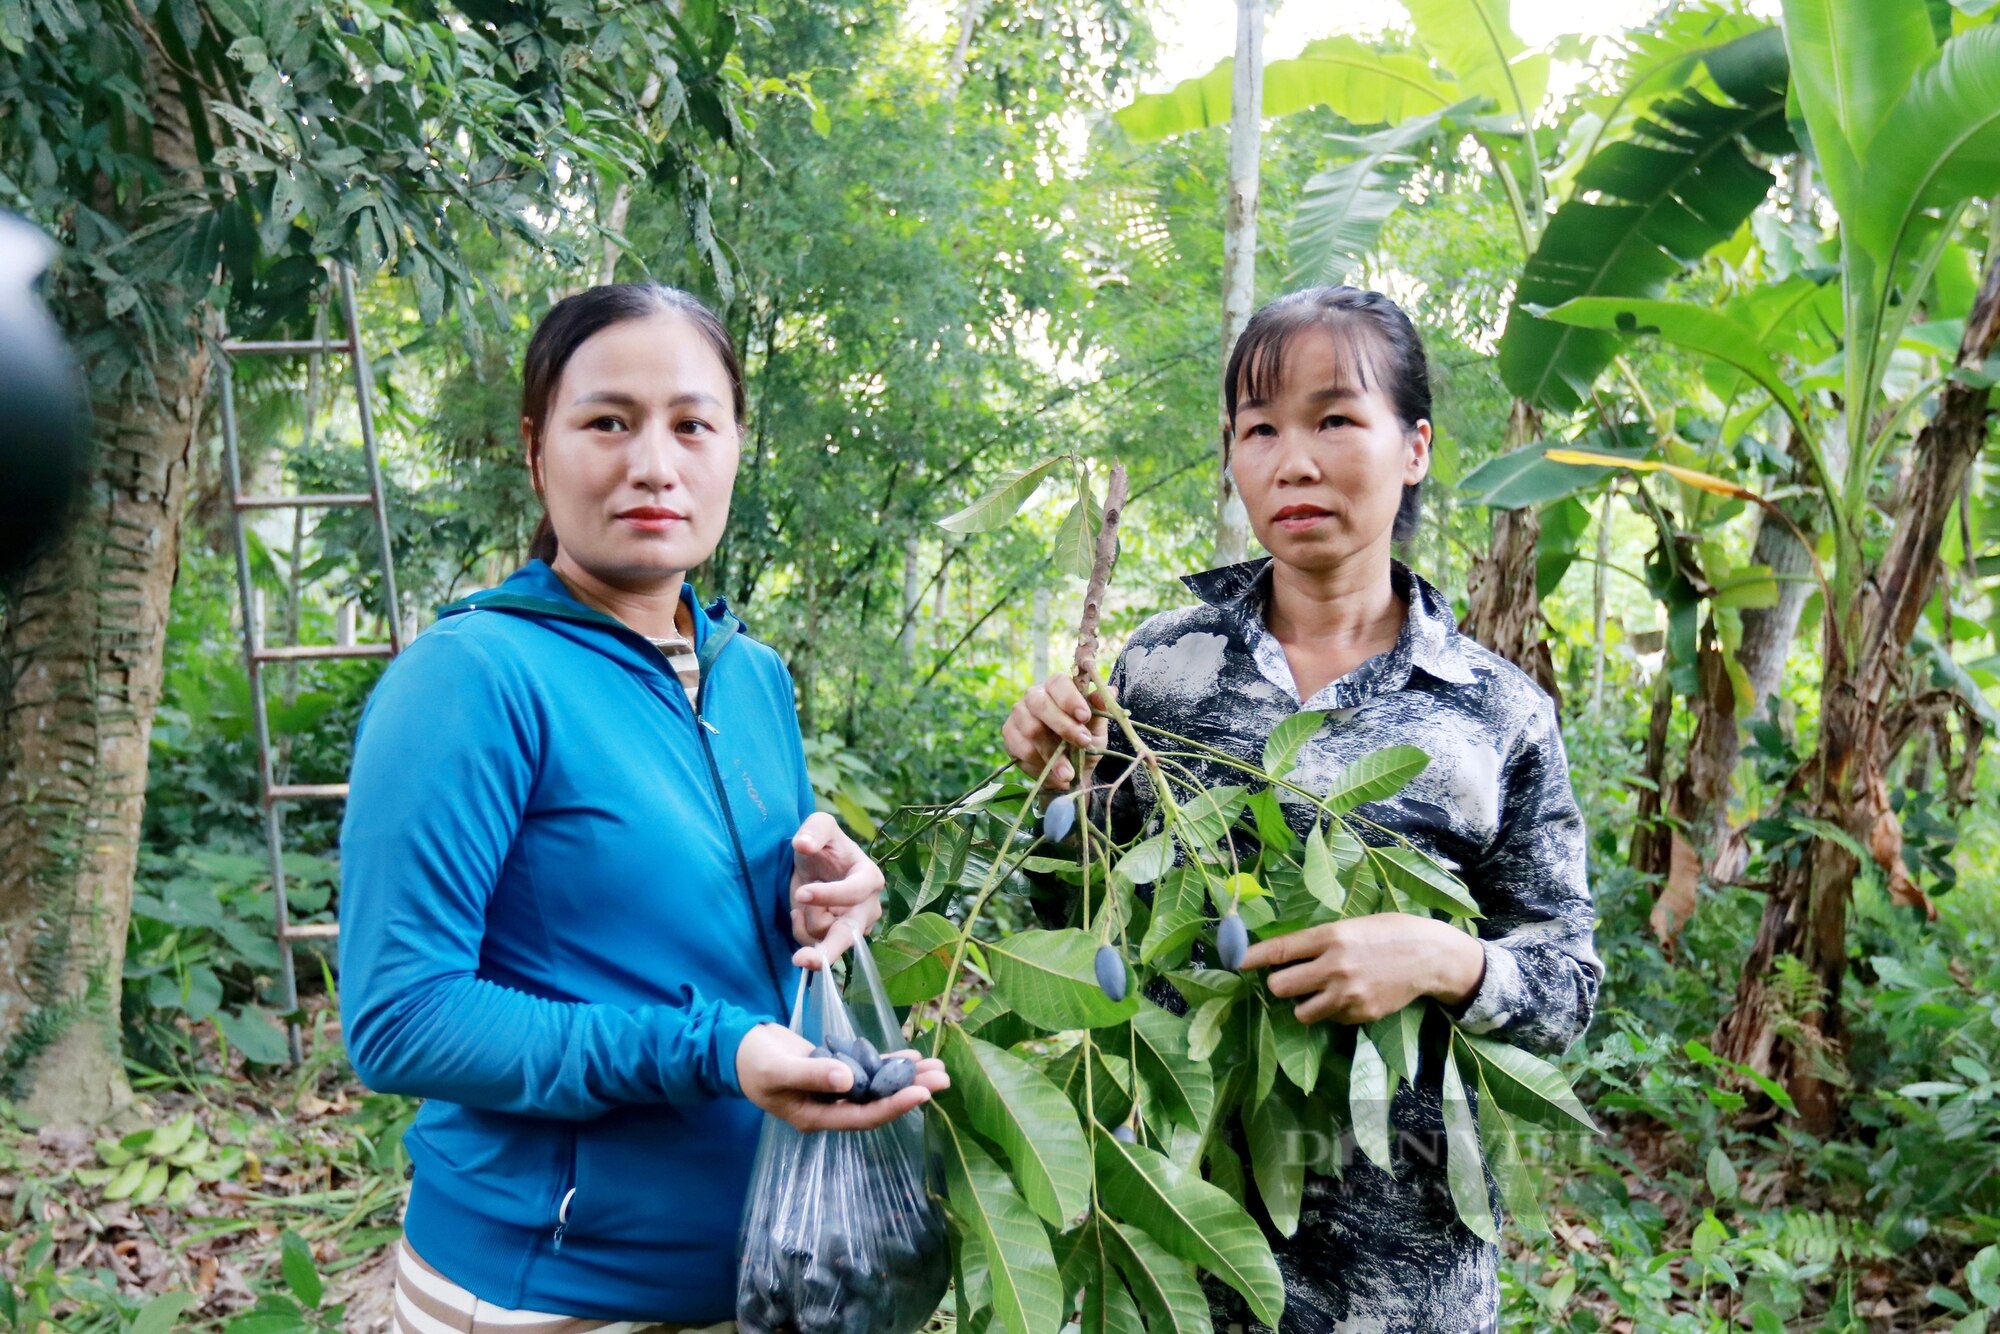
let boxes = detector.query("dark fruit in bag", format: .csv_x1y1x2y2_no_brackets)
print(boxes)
867,1057,915,1099
835,1054,872,1103
1217,911,1248,972
1094,944,1127,1002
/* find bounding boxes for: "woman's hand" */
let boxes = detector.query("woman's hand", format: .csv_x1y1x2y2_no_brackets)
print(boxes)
789,812,883,963
735,1023,950,1132
1002,673,1114,790
1239,913,1486,1025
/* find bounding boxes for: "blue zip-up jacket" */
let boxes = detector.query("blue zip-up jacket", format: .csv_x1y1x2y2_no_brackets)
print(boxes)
338,561,811,1322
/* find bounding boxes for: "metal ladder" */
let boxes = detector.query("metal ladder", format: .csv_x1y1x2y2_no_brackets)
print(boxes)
216,262,403,1063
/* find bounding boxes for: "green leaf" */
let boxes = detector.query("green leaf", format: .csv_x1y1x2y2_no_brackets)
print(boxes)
1077,1237,1146,1334
1115,38,1460,142
1091,1127,1285,1327
915,819,972,913
1499,28,1790,411
1168,967,1245,1008
131,1293,200,1334
1782,0,1936,220
875,912,961,1005
935,1116,1065,1334
1048,1042,1135,1126
1473,1063,1549,1237
1373,847,1482,917
1051,481,1105,580
1322,746,1430,814
1188,997,1235,1064
1403,0,1548,121
1116,833,1176,887
1441,1051,1500,1243
1300,826,1346,916
1254,1005,1279,1104
1457,1031,1599,1131
1100,1216,1211,1334
986,929,1142,1030
1706,1144,1739,1201
1267,36,1465,123
938,456,1066,534
1536,303,1809,436
1246,1083,1305,1237
1247,789,1299,854
1175,785,1248,848
1851,25,2000,273
215,1006,292,1066
1130,1004,1216,1133
1291,110,1464,285
1349,1028,1394,1173
279,1230,322,1307
1268,1004,1327,1094
1457,423,1654,509
1261,711,1329,779
938,1028,1092,1227
1367,1004,1424,1087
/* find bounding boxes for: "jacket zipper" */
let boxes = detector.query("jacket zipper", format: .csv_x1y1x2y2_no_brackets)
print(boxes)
693,675,789,1008
550,1129,578,1253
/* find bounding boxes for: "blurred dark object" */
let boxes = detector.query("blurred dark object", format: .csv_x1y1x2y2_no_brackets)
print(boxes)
0,212,89,579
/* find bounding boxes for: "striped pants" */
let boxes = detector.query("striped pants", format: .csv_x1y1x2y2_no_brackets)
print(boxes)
392,1238,737,1334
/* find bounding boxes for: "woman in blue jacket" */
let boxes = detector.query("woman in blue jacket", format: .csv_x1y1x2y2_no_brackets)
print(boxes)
339,283,948,1333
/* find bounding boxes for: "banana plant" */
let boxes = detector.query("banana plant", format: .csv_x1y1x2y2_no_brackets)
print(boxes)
881,458,1597,1331
1115,1,1797,691
1531,0,2000,1124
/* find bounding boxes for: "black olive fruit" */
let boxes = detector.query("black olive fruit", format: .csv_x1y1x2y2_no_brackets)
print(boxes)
849,1035,882,1075
836,1053,873,1103
867,1057,915,1099
1041,793,1077,843
1093,944,1127,1002
1112,1123,1137,1144
1217,911,1249,972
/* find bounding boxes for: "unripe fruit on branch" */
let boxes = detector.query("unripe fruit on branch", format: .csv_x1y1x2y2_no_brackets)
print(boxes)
1094,944,1128,1002
1217,912,1248,973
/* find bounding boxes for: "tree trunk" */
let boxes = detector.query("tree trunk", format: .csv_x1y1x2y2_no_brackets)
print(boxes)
0,351,208,1125
1714,240,2000,1131
1459,401,1560,706
944,0,988,98
1214,0,1262,567
900,536,921,665
0,45,212,1126
1737,507,1816,716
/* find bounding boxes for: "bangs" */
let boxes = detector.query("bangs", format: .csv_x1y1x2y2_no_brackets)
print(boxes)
1230,310,1394,420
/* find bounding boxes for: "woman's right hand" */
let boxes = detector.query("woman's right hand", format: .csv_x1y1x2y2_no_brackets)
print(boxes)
734,1023,949,1132
1002,673,1112,790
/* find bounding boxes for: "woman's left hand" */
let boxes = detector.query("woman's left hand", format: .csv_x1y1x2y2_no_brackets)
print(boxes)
788,812,883,964
1239,913,1486,1025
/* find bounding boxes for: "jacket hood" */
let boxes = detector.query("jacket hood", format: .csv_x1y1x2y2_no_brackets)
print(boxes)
437,560,745,679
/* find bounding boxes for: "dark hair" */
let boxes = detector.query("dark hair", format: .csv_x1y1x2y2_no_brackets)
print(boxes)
1223,285,1432,544
522,283,745,564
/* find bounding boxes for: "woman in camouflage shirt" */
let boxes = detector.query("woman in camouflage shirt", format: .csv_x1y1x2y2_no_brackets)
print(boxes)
1003,286,1602,1333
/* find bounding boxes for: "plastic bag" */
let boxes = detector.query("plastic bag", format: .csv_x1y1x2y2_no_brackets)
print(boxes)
735,937,951,1334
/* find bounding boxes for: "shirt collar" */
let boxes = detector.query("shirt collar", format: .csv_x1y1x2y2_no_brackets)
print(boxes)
1179,555,1476,697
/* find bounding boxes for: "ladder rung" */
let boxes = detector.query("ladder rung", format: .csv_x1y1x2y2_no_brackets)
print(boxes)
282,923,340,941
234,493,374,510
253,643,393,663
223,339,356,356
267,783,350,803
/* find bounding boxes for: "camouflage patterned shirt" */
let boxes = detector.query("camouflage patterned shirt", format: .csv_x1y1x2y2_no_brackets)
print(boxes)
1092,558,1601,1334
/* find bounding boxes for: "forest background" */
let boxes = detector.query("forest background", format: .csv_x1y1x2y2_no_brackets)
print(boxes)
3,0,2000,1328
